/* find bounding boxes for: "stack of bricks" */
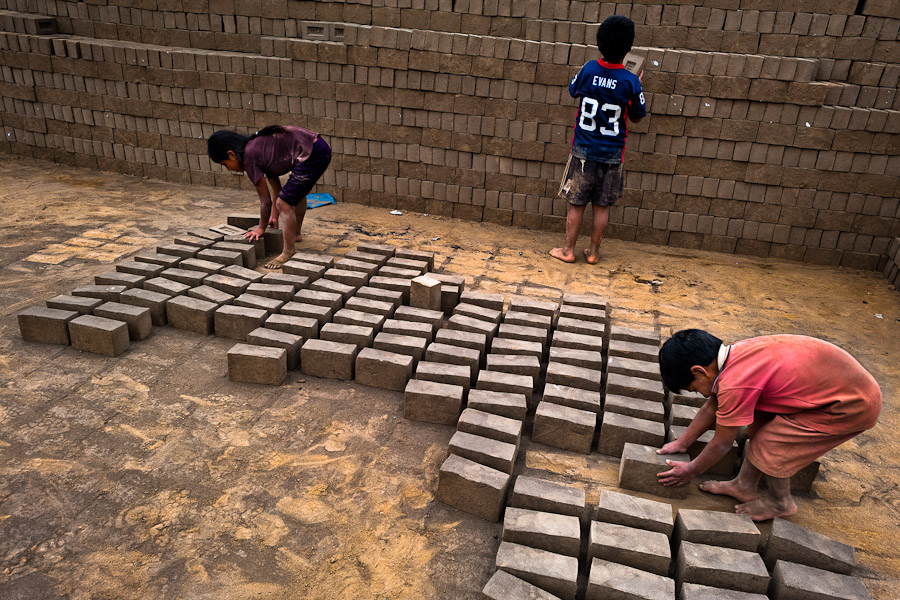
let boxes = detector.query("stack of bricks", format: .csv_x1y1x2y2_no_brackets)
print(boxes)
1,0,897,272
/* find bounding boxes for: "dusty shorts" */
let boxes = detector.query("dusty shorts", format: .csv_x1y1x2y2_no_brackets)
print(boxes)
558,154,624,207
278,136,332,207
745,413,860,478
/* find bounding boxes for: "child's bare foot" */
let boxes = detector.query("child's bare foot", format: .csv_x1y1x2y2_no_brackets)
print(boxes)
583,248,600,264
549,247,575,263
265,252,294,269
735,496,797,521
699,479,759,503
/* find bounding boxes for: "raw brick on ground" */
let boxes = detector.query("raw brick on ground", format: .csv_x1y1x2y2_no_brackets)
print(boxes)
355,347,413,391
596,490,674,536
436,454,510,522
509,476,586,522
300,339,358,380
18,306,78,345
675,509,760,552
403,379,464,425
495,541,578,600
588,520,671,576
226,343,287,385
532,401,596,455
502,507,582,557
676,541,770,594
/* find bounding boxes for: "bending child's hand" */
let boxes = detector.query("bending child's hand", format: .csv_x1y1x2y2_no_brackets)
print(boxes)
243,226,265,241
267,215,280,229
657,460,694,487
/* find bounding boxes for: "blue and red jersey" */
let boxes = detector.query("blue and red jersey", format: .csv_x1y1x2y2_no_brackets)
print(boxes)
568,59,646,163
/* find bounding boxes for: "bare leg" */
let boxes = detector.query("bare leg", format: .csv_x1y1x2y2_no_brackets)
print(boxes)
735,475,797,521
699,456,763,503
550,203,586,263
265,197,298,268
584,204,610,265
293,200,306,242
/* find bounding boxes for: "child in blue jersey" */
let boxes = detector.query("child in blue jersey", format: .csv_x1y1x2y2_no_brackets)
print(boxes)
550,16,646,264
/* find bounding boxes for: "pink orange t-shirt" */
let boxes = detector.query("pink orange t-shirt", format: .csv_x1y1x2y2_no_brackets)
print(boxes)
713,335,881,434
243,126,319,185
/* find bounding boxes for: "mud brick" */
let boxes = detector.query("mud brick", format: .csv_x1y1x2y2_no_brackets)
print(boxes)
262,230,283,255
619,443,691,499
227,343,286,385
477,370,534,403
404,379,465,424
542,384,602,414
355,347,414,391
374,332,427,362
386,256,428,274
677,541,769,594
429,272,466,292
357,242,396,257
498,323,548,348
261,273,309,291
157,243,198,259
392,305,442,329
187,228,224,242
556,317,605,339
467,389,528,420
503,310,552,331
247,327,303,370
344,296,395,318
94,271,147,289
379,265,421,279
668,404,699,427
410,275,442,311
226,214,259,229
335,308,386,331
548,347,603,370
283,260,327,280
562,293,607,311
509,297,557,318
68,315,130,356
161,268,208,287
295,288,343,309
265,313,318,339
352,286,404,312
450,430,517,474
586,558,675,600
607,356,661,381
491,337,544,359
770,560,870,600
596,490,674,536
233,293,284,315
495,542,578,600
93,302,152,341
300,338,358,380
119,289,170,325
449,313,499,341
368,276,412,303
382,318,433,342
669,426,737,476
416,360,473,389
18,306,78,345
458,408,522,447
311,277,356,301
202,274,250,296
457,292,503,313
134,252,181,268
246,283,295,302
454,303,502,324
197,248,244,267
606,394,666,422
222,265,264,282
112,261,162,279
551,330,604,353
607,373,665,402
533,401,596,454
589,520,671,576
435,329,488,354
46,294,102,315
188,285,234,306
180,258,226,275
610,325,660,345
670,391,706,408
609,338,659,361
212,241,256,268
510,476,586,521
436,454,510,522
214,305,267,340
325,267,369,288
281,302,334,326
502,507,581,557
676,510,759,552
680,583,768,599
72,285,126,303
482,570,562,600
213,223,248,236
320,323,376,349
291,252,335,268
486,354,541,379
174,234,214,248
764,518,855,574
396,248,436,270
558,304,607,323
546,361,602,392
345,250,388,267
335,258,381,276
224,234,265,259
600,413,666,457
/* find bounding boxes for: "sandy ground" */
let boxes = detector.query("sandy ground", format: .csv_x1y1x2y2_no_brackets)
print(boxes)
0,155,898,599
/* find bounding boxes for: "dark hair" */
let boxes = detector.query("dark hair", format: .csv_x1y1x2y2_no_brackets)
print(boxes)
658,329,722,393
596,15,635,64
207,125,287,164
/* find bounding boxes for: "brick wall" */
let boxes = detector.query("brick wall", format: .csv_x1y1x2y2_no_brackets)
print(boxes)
0,0,898,272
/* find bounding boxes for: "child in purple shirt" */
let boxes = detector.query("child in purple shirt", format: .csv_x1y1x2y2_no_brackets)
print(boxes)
208,125,331,268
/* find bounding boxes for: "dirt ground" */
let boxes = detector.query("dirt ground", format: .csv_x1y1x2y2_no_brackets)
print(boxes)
0,155,898,599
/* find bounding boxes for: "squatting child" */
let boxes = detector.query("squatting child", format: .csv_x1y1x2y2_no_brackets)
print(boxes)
550,15,646,265
207,125,331,269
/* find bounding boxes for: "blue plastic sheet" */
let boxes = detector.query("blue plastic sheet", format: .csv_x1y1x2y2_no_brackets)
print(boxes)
306,193,336,209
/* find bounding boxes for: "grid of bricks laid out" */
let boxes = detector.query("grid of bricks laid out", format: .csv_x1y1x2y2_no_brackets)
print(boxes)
1,1,898,274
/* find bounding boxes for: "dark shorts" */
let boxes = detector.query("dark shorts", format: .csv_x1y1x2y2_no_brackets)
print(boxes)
558,154,624,207
278,136,332,207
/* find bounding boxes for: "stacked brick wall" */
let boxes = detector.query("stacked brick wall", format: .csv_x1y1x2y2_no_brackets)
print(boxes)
0,0,898,272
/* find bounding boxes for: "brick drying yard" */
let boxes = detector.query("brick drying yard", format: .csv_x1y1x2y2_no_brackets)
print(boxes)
0,157,898,599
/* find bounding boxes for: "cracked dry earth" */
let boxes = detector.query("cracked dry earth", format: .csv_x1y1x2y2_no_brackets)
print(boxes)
1,155,898,599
